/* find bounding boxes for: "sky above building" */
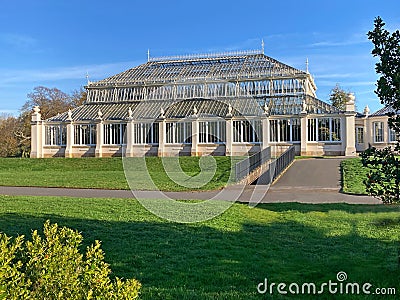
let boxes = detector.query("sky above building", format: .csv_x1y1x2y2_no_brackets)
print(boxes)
0,0,399,115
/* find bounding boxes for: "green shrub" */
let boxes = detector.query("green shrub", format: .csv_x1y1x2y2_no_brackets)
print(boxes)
0,220,141,299
361,147,400,204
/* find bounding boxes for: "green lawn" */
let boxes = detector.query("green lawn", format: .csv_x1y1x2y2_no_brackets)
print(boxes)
0,157,241,191
341,158,369,195
1,195,400,299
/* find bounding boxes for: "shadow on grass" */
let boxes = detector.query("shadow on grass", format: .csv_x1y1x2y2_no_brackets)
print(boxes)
253,202,398,214
0,211,399,299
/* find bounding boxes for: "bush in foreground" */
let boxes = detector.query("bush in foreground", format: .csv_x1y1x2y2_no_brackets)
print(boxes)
0,220,141,299
361,147,400,204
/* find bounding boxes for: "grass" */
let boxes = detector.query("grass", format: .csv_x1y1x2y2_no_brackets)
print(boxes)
341,158,369,195
1,196,400,299
0,157,242,191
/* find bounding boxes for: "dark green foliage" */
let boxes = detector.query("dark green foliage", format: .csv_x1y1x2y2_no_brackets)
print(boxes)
361,147,400,203
361,17,400,203
367,17,400,134
0,220,141,299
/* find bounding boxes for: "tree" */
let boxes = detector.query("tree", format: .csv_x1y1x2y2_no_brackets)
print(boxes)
17,86,87,157
361,17,400,204
367,16,400,135
0,86,87,157
71,87,87,107
0,115,20,157
329,84,351,110
21,86,74,120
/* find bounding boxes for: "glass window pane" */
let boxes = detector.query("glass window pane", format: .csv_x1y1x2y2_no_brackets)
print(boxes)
308,119,316,141
270,120,278,142
318,118,330,141
199,121,207,143
356,127,364,144
291,118,300,142
331,118,341,141
373,122,383,143
166,123,174,143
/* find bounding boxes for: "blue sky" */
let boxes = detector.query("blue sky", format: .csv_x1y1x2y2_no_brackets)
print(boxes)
1,0,399,115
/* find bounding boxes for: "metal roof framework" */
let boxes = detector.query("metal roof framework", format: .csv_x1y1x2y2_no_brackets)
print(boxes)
47,51,339,122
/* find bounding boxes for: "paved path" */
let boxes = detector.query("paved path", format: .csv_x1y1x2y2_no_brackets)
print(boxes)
257,158,379,204
0,158,380,204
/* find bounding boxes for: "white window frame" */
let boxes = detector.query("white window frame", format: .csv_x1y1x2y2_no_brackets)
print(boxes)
199,120,226,144
269,118,300,143
133,122,159,145
165,121,192,144
104,123,127,145
74,124,96,145
373,122,384,143
233,119,261,143
307,117,341,143
45,125,66,146
356,127,364,144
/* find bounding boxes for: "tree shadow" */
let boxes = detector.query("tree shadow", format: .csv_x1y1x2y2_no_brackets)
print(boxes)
252,202,400,214
0,211,399,299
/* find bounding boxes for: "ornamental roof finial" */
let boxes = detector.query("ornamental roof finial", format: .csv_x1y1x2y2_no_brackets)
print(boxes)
306,58,309,74
160,107,165,118
226,104,233,117
261,39,265,54
67,109,73,121
128,107,133,118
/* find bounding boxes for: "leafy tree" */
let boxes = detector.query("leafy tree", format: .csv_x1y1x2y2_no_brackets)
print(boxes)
329,84,351,110
367,16,400,135
361,17,400,204
361,147,400,204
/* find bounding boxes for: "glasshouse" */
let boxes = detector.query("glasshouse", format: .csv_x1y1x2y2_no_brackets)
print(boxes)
30,49,396,158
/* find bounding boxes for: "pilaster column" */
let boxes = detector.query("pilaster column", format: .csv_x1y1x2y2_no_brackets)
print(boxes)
225,117,233,156
125,119,134,157
344,93,356,156
65,109,74,158
261,116,269,150
65,121,74,158
344,113,356,156
95,120,103,157
300,111,308,156
30,106,43,158
191,117,199,156
158,119,166,157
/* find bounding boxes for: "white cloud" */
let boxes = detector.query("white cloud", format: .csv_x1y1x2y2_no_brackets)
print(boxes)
0,60,143,87
309,31,369,48
314,73,368,79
